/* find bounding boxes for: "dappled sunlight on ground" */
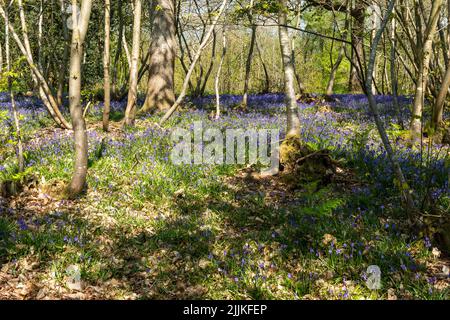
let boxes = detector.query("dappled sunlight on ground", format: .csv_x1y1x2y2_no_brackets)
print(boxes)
0,93,449,299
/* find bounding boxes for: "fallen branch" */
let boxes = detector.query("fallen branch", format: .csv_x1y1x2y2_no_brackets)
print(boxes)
83,101,92,118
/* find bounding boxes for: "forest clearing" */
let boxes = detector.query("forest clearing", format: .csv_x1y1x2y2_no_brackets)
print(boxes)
0,0,449,302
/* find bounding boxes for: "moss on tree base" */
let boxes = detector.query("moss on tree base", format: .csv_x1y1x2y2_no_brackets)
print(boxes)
279,134,338,188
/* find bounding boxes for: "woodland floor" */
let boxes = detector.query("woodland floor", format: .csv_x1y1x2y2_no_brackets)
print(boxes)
0,93,449,299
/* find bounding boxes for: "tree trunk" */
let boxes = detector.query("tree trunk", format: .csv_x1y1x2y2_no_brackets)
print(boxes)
124,0,142,126
215,27,227,119
17,0,40,92
432,0,450,129
199,29,217,97
433,64,450,128
67,0,93,197
410,0,443,143
256,39,270,93
242,0,256,109
390,17,404,129
0,37,3,80
160,0,228,124
0,3,71,129
176,17,195,94
349,10,365,93
103,0,111,131
370,4,381,95
291,6,305,96
5,5,24,173
57,0,70,108
112,0,124,98
122,34,132,69
141,0,177,113
365,0,415,214
279,0,301,137
37,0,43,70
326,43,345,96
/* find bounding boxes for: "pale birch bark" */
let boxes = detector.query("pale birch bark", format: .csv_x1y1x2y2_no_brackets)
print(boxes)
0,39,3,79
370,4,381,95
124,0,142,126
112,0,124,97
279,0,301,137
0,2,71,129
67,0,93,197
122,34,132,69
242,0,255,108
349,8,365,92
365,0,415,213
57,0,70,107
103,0,111,131
37,0,43,69
5,3,24,173
410,0,443,142
291,6,305,96
215,27,227,120
255,39,270,93
390,16,404,129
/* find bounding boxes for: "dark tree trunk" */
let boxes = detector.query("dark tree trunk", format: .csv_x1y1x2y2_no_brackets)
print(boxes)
141,0,176,113
242,24,257,108
349,11,365,93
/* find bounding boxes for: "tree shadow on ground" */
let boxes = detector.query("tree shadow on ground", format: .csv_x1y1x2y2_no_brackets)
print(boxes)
0,161,443,299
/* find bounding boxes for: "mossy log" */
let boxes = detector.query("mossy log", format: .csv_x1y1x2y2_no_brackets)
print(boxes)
279,134,338,188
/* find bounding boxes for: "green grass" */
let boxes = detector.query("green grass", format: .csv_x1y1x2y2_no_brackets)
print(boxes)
0,109,448,300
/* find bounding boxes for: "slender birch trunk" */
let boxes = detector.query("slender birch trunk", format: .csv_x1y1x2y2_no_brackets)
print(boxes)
57,0,70,107
215,27,227,120
349,9,365,93
365,0,415,213
37,0,43,69
122,34,132,69
0,2,71,129
291,6,305,96
5,4,24,173
242,24,256,108
279,0,301,137
67,0,93,197
112,0,124,98
326,44,345,96
433,64,450,128
410,0,443,143
370,4,380,95
256,39,270,93
103,0,111,131
390,17,404,129
124,0,142,126
242,0,256,108
0,39,3,80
